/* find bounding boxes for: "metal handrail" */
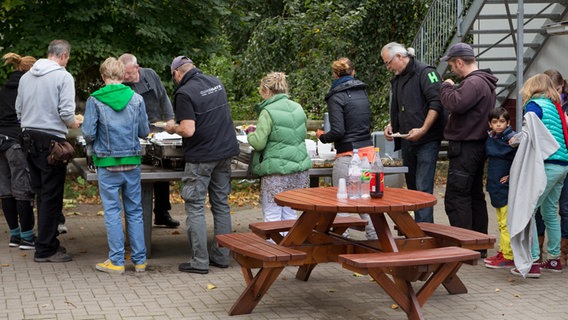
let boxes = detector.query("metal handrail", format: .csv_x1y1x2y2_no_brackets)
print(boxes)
411,0,468,66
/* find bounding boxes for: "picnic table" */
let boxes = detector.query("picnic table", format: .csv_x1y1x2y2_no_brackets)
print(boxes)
216,187,495,319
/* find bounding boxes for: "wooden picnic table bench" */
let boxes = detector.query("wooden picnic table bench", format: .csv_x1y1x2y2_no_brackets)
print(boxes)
215,232,308,315
249,216,367,243
416,222,496,251
338,246,480,320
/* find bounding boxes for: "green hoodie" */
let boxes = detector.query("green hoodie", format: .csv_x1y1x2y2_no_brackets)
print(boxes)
90,84,139,167
91,84,134,111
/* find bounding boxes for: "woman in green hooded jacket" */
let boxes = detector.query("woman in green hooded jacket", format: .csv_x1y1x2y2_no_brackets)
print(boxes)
247,72,312,223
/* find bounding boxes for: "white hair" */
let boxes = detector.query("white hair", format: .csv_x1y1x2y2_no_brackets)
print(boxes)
382,42,415,58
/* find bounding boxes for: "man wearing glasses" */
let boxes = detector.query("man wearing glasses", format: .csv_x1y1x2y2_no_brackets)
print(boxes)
381,42,446,223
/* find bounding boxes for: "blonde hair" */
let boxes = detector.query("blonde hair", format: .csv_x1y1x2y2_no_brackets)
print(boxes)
521,73,562,106
259,72,288,96
2,53,36,72
99,57,125,81
331,57,354,77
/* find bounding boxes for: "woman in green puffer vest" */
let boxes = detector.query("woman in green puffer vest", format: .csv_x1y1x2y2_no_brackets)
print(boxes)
247,72,312,223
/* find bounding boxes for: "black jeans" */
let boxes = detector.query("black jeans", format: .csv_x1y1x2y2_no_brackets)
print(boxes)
22,130,67,258
444,140,488,235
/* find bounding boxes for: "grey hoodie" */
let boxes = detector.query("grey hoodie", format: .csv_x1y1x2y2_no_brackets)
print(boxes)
16,58,76,138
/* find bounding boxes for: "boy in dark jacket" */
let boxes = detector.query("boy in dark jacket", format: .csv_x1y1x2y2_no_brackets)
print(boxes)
484,107,517,268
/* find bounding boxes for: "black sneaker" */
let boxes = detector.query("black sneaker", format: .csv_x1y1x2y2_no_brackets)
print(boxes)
9,236,21,247
19,237,35,250
34,251,72,263
178,262,208,274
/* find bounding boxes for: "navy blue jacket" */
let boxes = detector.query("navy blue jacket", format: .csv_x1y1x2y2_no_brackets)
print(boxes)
485,126,516,208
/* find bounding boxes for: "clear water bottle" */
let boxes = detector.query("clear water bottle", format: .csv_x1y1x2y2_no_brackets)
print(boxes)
370,147,384,198
360,154,371,199
348,149,361,199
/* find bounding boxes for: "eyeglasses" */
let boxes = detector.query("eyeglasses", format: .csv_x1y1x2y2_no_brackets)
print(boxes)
384,55,396,67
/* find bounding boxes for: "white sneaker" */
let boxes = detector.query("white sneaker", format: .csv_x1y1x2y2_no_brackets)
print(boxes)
58,224,68,234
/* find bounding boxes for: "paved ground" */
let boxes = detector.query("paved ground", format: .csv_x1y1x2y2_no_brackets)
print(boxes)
2,186,568,320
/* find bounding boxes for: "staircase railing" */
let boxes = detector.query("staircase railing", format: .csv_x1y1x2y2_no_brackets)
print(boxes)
411,0,468,66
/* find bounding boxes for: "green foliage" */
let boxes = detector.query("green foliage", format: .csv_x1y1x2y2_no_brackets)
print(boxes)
0,0,228,100
227,0,431,130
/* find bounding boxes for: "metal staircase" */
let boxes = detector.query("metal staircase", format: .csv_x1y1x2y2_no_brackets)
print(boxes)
412,0,568,105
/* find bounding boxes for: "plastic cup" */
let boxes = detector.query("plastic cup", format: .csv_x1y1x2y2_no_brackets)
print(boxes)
337,178,347,199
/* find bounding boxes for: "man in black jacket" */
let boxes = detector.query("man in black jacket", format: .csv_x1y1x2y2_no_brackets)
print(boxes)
382,42,445,223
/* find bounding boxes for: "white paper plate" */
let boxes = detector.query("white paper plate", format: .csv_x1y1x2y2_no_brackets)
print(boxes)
391,133,409,138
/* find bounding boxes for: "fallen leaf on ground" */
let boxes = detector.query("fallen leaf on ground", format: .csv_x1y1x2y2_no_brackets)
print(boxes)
96,211,104,216
206,284,217,290
352,272,363,277
391,304,399,309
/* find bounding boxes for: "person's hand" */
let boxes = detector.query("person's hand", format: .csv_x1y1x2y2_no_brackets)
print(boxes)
245,125,256,134
406,127,426,142
384,124,394,141
444,78,455,86
500,175,509,184
165,119,176,132
315,128,325,139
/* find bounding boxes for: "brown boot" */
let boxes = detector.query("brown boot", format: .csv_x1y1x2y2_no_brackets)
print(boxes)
561,239,568,266
538,236,545,262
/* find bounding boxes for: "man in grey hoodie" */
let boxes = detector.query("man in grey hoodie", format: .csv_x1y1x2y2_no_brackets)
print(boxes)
16,39,81,263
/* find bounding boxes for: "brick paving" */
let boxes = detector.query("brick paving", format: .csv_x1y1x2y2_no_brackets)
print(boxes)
2,186,568,320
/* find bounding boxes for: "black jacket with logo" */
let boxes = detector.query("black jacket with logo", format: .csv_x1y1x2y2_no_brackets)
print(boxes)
390,58,446,151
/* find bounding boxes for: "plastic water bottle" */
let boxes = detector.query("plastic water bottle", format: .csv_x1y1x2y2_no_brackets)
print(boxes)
348,149,361,199
360,154,371,199
370,147,384,198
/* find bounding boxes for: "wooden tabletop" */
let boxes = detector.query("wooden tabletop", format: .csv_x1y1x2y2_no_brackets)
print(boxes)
274,187,437,214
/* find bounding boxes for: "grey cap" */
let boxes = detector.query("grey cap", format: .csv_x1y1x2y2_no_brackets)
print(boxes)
440,43,474,61
170,56,193,76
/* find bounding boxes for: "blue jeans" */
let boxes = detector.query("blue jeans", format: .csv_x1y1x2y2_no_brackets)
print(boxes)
531,163,568,260
181,159,233,269
401,140,440,223
98,166,146,266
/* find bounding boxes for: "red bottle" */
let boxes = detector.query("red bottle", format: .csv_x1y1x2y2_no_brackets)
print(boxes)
370,147,384,198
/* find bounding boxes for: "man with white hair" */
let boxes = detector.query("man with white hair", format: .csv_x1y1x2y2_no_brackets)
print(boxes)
381,42,445,223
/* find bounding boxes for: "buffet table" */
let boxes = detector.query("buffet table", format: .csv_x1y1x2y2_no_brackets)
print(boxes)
70,157,407,257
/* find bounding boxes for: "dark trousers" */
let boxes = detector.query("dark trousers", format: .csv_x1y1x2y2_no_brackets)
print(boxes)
22,130,67,258
2,197,35,232
444,140,488,235
153,181,171,216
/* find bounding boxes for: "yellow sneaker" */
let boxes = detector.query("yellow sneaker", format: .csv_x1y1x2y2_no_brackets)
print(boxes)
135,261,147,273
96,259,125,274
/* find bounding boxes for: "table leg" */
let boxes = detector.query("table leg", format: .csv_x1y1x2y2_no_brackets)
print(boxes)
228,267,285,315
142,182,153,258
368,213,398,252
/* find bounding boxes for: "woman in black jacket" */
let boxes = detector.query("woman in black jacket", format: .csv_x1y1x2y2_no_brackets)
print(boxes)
0,53,36,249
316,57,376,240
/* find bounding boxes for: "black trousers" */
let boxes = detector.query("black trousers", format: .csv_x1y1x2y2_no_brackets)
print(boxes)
153,181,171,216
444,140,488,235
22,130,67,258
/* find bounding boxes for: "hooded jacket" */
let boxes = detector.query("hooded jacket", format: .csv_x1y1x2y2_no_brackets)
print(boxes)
440,70,498,141
15,58,76,139
318,78,373,154
82,84,150,166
